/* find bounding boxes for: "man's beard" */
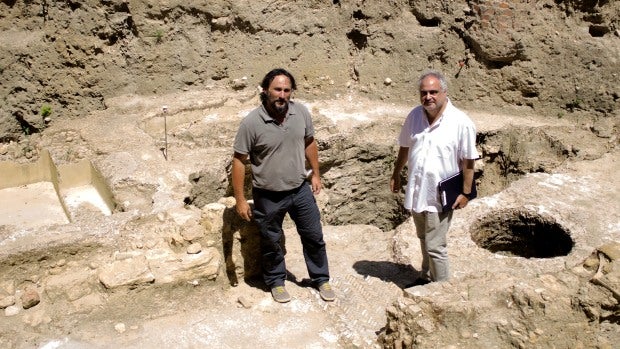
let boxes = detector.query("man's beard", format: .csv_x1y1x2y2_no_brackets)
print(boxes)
271,99,288,116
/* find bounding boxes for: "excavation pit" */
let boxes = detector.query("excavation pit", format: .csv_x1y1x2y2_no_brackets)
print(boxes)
0,150,115,228
471,208,574,258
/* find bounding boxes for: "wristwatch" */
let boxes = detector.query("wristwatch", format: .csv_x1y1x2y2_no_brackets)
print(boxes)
461,191,473,200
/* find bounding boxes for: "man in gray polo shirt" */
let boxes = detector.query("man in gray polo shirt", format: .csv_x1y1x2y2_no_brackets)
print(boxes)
232,68,334,303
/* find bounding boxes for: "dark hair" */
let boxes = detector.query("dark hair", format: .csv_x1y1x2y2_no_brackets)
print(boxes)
260,68,297,91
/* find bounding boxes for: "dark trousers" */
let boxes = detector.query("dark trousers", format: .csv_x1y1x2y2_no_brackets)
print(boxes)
252,182,330,287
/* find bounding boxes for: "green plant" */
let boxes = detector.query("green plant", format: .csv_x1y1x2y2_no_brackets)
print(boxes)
40,104,52,118
566,98,582,112
567,79,583,112
153,29,164,44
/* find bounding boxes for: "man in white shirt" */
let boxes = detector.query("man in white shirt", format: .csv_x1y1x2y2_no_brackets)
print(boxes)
390,70,479,285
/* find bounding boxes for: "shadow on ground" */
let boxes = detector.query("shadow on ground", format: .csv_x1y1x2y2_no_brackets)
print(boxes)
353,260,420,289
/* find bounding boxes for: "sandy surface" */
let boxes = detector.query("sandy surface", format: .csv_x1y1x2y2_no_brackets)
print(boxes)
0,182,69,228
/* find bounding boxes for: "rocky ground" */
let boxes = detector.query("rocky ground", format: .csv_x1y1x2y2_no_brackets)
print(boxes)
1,0,619,348
0,86,618,348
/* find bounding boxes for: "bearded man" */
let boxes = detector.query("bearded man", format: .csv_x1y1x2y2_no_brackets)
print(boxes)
232,68,334,303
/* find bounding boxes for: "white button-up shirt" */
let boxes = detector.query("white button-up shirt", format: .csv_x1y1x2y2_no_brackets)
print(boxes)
398,100,479,213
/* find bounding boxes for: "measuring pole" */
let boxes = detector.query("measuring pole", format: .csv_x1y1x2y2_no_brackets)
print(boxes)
162,105,168,160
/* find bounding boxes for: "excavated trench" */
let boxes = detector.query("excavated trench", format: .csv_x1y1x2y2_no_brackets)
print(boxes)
0,123,576,260
0,149,116,229
0,116,597,348
313,124,575,232
183,122,577,235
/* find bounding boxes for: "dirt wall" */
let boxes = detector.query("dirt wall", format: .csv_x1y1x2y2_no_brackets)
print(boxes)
1,0,618,143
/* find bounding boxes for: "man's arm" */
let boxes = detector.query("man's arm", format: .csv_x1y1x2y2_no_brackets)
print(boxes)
452,158,475,209
304,136,322,194
390,146,409,193
232,152,252,221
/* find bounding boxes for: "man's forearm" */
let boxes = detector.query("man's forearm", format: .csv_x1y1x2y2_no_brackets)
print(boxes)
305,138,320,176
461,158,475,194
392,147,409,177
231,155,247,200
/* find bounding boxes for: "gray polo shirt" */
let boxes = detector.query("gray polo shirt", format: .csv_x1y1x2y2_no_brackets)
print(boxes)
233,100,314,191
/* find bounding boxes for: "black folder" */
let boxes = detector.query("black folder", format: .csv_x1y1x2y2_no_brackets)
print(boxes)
438,171,477,212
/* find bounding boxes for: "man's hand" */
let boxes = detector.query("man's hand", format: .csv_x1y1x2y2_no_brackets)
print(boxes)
310,173,322,194
235,198,253,221
391,147,408,193
232,152,252,221
304,137,322,195
453,158,475,210
452,195,469,210
390,175,401,193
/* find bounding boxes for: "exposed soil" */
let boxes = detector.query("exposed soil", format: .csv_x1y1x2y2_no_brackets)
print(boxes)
1,1,619,348
0,86,618,349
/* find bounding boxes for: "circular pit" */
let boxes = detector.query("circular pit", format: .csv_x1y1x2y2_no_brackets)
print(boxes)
471,208,573,258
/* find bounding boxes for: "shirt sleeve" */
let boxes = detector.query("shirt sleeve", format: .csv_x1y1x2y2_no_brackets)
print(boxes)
233,121,252,155
398,109,415,147
459,119,479,160
299,103,315,139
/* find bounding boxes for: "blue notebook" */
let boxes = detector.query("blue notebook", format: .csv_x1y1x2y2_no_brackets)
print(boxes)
438,171,477,212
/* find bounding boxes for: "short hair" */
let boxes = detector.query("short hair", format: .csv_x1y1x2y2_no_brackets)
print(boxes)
260,68,297,91
418,70,448,92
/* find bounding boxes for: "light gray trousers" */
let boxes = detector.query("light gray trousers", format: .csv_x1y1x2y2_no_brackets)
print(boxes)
411,210,454,282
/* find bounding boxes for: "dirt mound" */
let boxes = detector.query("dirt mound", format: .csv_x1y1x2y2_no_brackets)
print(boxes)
1,0,618,143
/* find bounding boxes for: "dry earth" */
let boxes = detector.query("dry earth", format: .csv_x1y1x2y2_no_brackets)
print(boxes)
0,86,618,349
1,0,619,348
